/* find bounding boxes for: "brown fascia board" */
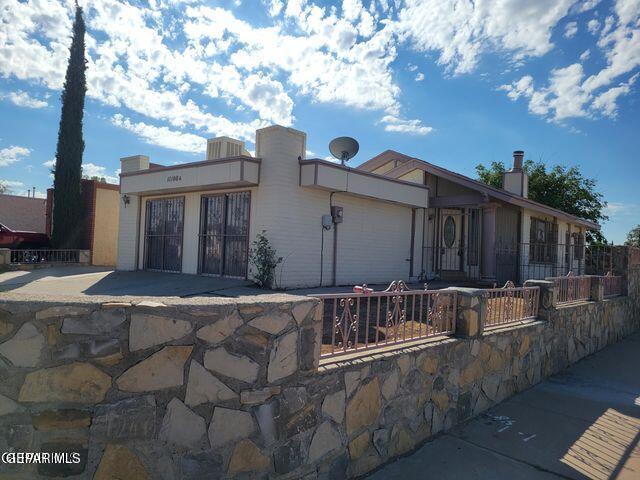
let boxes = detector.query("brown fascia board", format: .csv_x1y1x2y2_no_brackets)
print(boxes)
94,182,120,192
119,155,260,178
300,158,430,191
367,150,600,231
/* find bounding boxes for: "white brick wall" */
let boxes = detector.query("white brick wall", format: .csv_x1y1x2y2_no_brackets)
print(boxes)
253,125,420,288
117,125,423,288
116,194,140,270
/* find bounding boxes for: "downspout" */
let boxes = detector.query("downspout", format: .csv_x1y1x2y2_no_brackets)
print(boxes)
409,208,416,277
330,191,338,287
330,171,350,287
421,208,426,278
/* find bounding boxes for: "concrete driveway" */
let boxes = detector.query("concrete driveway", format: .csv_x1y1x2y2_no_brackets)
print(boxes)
368,332,640,480
0,266,255,298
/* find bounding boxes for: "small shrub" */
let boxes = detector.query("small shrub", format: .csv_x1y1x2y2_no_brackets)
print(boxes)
249,230,282,288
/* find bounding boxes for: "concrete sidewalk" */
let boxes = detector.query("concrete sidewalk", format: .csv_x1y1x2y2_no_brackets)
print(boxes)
0,267,254,297
368,332,640,480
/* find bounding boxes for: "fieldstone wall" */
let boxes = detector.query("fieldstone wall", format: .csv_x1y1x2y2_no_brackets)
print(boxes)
0,251,638,479
0,298,321,479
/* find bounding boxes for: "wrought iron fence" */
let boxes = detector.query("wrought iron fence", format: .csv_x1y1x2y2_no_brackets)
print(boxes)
484,282,540,328
10,249,81,264
495,243,587,284
585,245,615,275
314,281,457,359
602,273,623,298
548,272,591,305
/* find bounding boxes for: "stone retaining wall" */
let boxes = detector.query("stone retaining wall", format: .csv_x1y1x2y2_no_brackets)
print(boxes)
0,258,639,479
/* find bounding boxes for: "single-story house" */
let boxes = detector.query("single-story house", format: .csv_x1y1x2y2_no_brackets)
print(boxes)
46,178,120,266
116,125,598,288
0,193,47,233
357,150,598,284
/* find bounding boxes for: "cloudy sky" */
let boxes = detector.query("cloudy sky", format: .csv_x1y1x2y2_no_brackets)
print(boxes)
0,0,638,242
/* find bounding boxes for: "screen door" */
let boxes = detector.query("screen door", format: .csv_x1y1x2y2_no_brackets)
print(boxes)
144,197,184,272
199,192,250,277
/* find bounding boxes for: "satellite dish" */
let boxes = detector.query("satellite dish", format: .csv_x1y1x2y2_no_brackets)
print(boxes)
329,137,359,166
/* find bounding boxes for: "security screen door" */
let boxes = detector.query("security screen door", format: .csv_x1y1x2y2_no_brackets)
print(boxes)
440,209,462,271
199,192,250,278
144,197,185,272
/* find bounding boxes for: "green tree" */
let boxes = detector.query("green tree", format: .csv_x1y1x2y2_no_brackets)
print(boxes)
625,225,640,247
476,159,608,243
51,3,87,248
0,182,9,194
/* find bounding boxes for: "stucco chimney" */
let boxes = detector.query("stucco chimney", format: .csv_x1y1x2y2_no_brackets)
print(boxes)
502,150,528,198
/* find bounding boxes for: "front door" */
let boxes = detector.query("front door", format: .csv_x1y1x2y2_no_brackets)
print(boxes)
440,209,462,271
144,197,184,272
199,192,250,278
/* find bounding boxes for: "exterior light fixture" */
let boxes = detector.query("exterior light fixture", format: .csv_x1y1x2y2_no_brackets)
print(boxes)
122,194,130,207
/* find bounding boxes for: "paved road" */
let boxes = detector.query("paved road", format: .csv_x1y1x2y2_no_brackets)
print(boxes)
368,332,640,480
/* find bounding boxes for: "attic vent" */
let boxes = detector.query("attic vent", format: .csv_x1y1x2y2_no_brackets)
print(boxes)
206,137,250,160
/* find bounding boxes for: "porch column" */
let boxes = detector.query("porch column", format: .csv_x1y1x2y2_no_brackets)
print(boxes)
481,203,498,282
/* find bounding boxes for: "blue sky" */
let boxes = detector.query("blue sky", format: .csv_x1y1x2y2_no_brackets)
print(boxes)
0,0,638,243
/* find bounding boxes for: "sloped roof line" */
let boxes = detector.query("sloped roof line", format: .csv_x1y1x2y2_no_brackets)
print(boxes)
357,150,599,230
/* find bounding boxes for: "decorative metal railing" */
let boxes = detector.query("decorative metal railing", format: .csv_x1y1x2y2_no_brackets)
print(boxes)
484,281,540,327
548,272,591,305
314,281,457,359
10,249,81,264
602,273,623,298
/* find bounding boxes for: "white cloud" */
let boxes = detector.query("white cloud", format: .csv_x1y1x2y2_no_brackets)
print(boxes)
396,0,576,74
415,72,425,81
592,72,638,117
0,179,24,190
264,0,284,17
112,114,208,154
380,115,433,135
1,0,637,155
42,159,55,168
579,49,591,61
573,0,603,14
587,18,601,34
0,146,30,166
82,162,119,184
499,75,534,100
500,0,640,123
5,90,48,108
502,65,590,121
564,21,578,39
604,201,640,217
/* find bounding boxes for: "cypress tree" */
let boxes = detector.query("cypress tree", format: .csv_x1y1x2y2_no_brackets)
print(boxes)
51,3,86,248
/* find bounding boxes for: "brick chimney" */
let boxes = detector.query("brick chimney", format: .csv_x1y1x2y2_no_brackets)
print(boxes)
502,150,528,197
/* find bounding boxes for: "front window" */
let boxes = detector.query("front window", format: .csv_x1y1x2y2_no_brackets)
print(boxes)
573,232,585,260
530,217,557,263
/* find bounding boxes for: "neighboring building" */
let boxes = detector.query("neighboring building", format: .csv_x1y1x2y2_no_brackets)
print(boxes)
0,193,47,233
116,125,598,288
46,178,120,266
